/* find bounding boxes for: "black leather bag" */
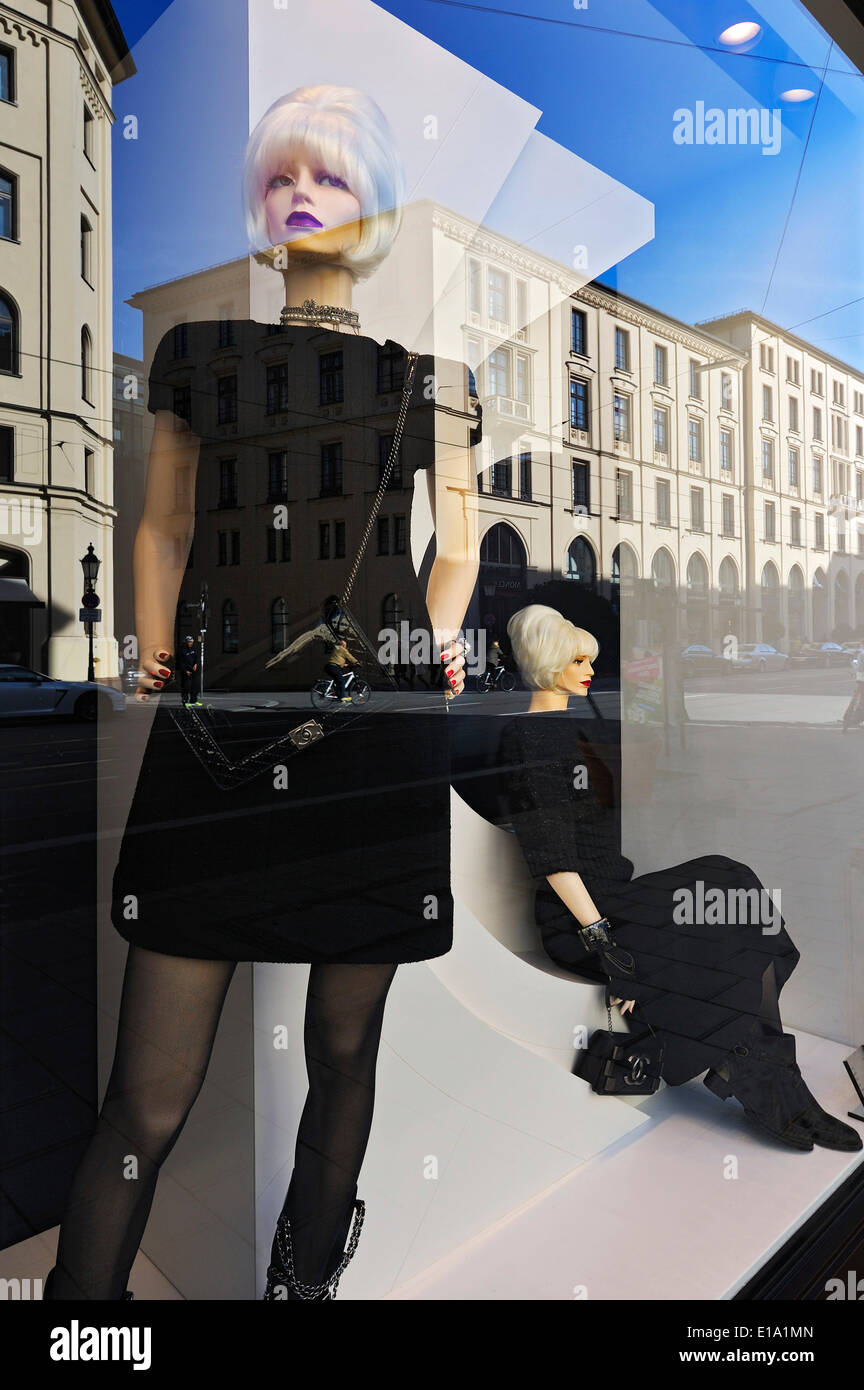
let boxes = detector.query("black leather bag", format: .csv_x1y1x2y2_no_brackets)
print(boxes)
573,992,665,1095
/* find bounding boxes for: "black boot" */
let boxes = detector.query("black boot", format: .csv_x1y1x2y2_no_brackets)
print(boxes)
43,1266,134,1301
764,1034,862,1152
263,1195,365,1301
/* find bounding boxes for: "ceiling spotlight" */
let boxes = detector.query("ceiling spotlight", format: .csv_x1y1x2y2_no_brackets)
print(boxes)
780,88,815,101
719,21,762,45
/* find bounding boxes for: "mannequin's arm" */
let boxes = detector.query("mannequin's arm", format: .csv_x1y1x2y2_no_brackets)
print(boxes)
425,436,479,693
546,870,635,1013
133,409,201,696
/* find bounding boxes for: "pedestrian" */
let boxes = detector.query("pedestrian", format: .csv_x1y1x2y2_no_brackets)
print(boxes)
179,635,199,705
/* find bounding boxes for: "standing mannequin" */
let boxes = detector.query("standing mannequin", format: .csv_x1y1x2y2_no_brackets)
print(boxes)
46,84,480,1302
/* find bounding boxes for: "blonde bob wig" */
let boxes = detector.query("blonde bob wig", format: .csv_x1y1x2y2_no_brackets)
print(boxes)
243,84,405,281
506,605,599,690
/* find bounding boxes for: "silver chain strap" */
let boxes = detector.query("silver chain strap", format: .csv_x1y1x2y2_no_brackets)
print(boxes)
264,1199,366,1301
341,353,420,606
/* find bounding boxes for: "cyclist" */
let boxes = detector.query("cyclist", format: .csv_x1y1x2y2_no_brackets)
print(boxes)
843,649,864,731
324,638,359,702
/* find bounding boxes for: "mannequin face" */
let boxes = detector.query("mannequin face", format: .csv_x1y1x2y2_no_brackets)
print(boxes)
263,153,363,258
554,653,595,697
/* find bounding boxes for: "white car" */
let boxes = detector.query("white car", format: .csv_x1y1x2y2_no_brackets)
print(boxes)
0,665,126,720
729,643,789,673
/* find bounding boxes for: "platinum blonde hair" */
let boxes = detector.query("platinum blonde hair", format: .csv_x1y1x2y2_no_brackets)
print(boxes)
506,605,598,690
243,84,405,280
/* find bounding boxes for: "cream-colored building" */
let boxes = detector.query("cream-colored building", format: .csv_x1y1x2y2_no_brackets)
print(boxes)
0,0,132,677
701,310,864,644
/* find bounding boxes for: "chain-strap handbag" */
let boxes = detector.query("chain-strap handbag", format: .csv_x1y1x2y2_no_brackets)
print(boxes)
573,987,665,1095
166,351,422,791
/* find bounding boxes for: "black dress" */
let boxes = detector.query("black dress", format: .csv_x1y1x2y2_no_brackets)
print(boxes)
111,320,480,964
499,711,800,1085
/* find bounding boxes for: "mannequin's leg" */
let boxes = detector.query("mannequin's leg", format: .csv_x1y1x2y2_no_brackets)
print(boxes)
51,945,236,1299
276,962,397,1284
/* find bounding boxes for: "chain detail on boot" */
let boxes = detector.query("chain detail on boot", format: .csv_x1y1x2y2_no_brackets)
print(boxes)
263,1199,365,1301
705,1033,816,1147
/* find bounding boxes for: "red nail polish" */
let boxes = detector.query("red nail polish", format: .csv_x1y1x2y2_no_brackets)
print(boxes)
153,681,163,689
158,668,170,677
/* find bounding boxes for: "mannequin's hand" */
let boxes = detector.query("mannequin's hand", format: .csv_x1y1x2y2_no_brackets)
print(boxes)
135,649,173,701
610,996,636,1016
439,635,467,698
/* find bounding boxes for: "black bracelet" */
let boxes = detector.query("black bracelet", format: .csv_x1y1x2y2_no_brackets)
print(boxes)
577,917,613,953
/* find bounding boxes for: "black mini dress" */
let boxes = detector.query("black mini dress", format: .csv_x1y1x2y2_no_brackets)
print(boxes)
499,711,800,1085
111,321,480,964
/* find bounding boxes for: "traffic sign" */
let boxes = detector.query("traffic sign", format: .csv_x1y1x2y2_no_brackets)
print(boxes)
80,608,102,623
81,591,100,609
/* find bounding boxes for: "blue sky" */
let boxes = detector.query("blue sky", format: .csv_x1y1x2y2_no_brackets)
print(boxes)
109,0,864,368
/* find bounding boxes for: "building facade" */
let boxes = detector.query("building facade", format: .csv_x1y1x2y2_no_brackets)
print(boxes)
0,0,132,676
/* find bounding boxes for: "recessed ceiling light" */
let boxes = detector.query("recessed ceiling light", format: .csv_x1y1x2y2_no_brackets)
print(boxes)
780,88,815,101
719,21,762,45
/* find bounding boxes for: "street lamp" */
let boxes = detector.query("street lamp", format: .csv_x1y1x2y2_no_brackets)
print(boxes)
79,543,101,682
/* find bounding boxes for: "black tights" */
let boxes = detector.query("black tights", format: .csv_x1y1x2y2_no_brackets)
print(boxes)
51,946,396,1299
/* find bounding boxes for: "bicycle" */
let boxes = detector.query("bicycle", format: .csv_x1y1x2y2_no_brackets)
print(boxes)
311,668,371,711
477,665,516,694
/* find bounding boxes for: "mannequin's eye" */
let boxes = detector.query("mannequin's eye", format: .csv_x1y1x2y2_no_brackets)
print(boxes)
266,174,293,190
319,171,349,189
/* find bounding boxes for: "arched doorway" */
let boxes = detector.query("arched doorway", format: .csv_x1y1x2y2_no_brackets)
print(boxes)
718,556,739,641
649,547,677,645
787,565,805,642
856,573,864,636
566,535,596,588
834,569,850,637
611,542,638,616
0,546,42,665
761,561,782,645
685,553,710,643
812,568,828,640
479,522,527,645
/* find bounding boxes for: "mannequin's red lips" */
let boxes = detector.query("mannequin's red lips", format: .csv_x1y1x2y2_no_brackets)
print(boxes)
581,680,591,686
286,213,322,227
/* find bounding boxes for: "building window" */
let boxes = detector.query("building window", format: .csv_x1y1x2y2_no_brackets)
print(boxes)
762,384,773,421
393,515,407,554
720,428,733,471
832,413,849,453
172,385,191,425
266,526,291,562
814,513,825,548
653,344,668,387
722,494,735,537
271,598,289,654
468,259,481,316
378,433,403,488
571,307,586,355
334,520,346,559
491,458,512,496
377,517,389,555
788,446,800,488
786,355,800,384
614,327,630,372
788,396,799,432
84,448,95,494
217,534,227,566
81,326,93,401
519,450,532,500
0,424,13,480
653,405,668,452
0,44,15,103
266,362,290,414
761,437,774,481
721,373,733,410
0,291,19,373
813,406,822,440
319,522,330,559
515,352,530,404
689,359,703,399
569,378,589,431
487,268,509,323
267,450,288,500
319,350,344,404
516,278,528,328
616,469,633,521
218,458,238,507
222,600,238,653
760,343,774,372
764,501,776,542
217,312,236,348
1,169,17,240
790,508,801,545
230,530,240,565
854,390,864,415
688,416,704,464
613,392,630,443
376,342,405,393
812,455,823,493
811,368,823,395
856,425,863,458
572,460,590,511
656,478,671,525
172,322,189,359
320,441,343,496
833,380,845,407
80,215,92,280
83,104,95,163
690,487,704,532
217,374,237,424
488,347,510,398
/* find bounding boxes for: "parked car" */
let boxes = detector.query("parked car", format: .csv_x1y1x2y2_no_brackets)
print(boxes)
679,645,722,677
0,665,126,721
790,642,852,668
729,643,789,673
